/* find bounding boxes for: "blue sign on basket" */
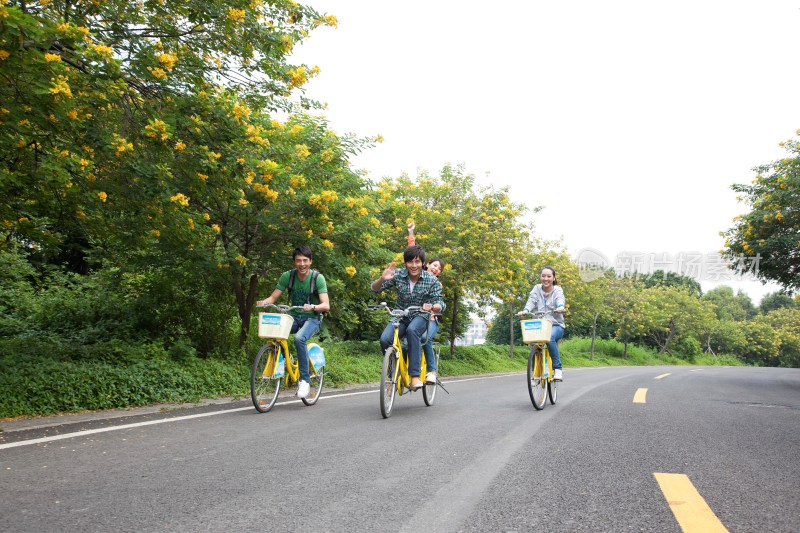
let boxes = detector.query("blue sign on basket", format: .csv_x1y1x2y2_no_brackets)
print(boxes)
261,315,282,325
523,320,544,331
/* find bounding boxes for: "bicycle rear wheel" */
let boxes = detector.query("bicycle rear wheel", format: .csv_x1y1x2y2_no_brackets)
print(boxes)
301,364,324,406
380,347,399,418
251,343,282,413
548,379,558,404
422,347,439,406
527,346,547,410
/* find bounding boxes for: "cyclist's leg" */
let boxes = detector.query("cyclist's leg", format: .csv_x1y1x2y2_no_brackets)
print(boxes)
379,321,396,355
423,319,439,373
293,316,321,383
405,315,428,377
547,324,565,369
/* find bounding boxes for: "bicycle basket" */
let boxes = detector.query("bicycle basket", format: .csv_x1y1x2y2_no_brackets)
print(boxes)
258,313,294,339
520,318,552,343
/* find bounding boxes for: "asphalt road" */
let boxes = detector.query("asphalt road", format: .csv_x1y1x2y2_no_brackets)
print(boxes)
1,366,798,532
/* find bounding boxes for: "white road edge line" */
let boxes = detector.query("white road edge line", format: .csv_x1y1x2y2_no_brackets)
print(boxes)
1,374,518,450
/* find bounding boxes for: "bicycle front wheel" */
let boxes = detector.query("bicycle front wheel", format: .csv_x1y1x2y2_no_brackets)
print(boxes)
527,346,547,410
301,364,324,406
251,343,282,413
380,346,399,418
422,347,439,407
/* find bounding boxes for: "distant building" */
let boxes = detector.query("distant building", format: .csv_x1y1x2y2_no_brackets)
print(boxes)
454,319,488,346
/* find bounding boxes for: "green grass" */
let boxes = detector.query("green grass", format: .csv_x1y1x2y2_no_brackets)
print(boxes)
0,337,745,419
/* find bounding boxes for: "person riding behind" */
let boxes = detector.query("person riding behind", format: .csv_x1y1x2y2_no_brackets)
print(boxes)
407,221,444,384
371,245,445,391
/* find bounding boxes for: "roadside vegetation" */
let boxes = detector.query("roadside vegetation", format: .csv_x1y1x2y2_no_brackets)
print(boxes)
0,337,742,420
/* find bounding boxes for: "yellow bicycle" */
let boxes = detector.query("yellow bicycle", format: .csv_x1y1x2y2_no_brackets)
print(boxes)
250,304,325,413
369,302,439,418
520,312,558,410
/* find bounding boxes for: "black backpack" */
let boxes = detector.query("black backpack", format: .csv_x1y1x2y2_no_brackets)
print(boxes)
287,269,321,310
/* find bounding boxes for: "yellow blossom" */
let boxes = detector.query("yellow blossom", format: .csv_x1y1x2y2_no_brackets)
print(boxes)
196,173,208,181
0,50,10,60
322,14,338,27
170,193,190,206
212,224,221,233
239,198,248,207
44,53,61,62
98,191,108,202
235,254,247,265
271,120,284,129
375,134,385,143
295,144,310,158
290,175,306,188
228,7,246,22
290,125,303,135
232,101,251,121
345,266,356,277
203,213,210,221
76,210,86,219
48,75,72,97
157,53,177,70
92,44,113,58
175,141,186,151
187,218,195,230
322,239,334,249
357,207,368,216
151,229,161,237
287,67,307,88
67,109,78,120
151,67,167,79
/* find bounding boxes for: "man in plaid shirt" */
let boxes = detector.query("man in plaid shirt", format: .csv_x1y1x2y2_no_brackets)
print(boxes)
371,245,445,391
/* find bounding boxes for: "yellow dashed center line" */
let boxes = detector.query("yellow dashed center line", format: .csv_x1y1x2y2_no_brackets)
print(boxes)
655,373,671,379
633,388,648,403
654,473,729,532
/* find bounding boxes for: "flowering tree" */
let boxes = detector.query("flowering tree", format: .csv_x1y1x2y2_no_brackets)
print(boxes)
375,165,530,354
1,1,394,349
723,130,800,290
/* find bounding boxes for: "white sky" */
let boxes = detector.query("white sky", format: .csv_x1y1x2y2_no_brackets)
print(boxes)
290,0,799,304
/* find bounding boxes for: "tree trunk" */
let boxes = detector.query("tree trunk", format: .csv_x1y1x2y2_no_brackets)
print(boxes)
234,271,260,348
590,312,598,361
509,301,515,359
661,317,676,355
448,292,459,358
705,331,715,355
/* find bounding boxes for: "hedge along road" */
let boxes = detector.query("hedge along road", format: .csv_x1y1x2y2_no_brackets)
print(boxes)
1,367,798,532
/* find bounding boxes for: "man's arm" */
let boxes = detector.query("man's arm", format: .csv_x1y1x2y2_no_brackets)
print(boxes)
256,288,283,307
303,292,330,313
371,262,397,292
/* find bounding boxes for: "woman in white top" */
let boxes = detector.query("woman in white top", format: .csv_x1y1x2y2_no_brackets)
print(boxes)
517,266,566,381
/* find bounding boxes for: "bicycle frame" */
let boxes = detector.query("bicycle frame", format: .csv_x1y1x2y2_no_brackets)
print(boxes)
389,322,429,395
261,338,322,386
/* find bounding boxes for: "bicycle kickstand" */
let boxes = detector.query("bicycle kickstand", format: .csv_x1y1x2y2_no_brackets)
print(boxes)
436,378,450,394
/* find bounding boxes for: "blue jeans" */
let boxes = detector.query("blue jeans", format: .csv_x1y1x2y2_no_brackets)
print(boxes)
548,324,565,370
380,315,428,377
423,319,439,372
291,315,321,383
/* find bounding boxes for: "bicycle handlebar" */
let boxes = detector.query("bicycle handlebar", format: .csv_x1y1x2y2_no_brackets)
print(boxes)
368,302,430,318
258,303,305,313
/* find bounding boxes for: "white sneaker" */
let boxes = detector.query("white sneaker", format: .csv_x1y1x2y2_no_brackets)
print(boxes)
297,380,310,399
553,369,563,381
425,372,437,385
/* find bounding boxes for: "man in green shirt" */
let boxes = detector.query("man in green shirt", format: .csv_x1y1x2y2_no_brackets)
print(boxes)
257,246,330,399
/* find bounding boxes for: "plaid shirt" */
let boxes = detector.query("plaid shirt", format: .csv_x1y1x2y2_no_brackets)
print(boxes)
373,269,445,318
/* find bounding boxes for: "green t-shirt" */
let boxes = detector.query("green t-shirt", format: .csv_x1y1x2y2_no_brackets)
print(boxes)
276,270,328,316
